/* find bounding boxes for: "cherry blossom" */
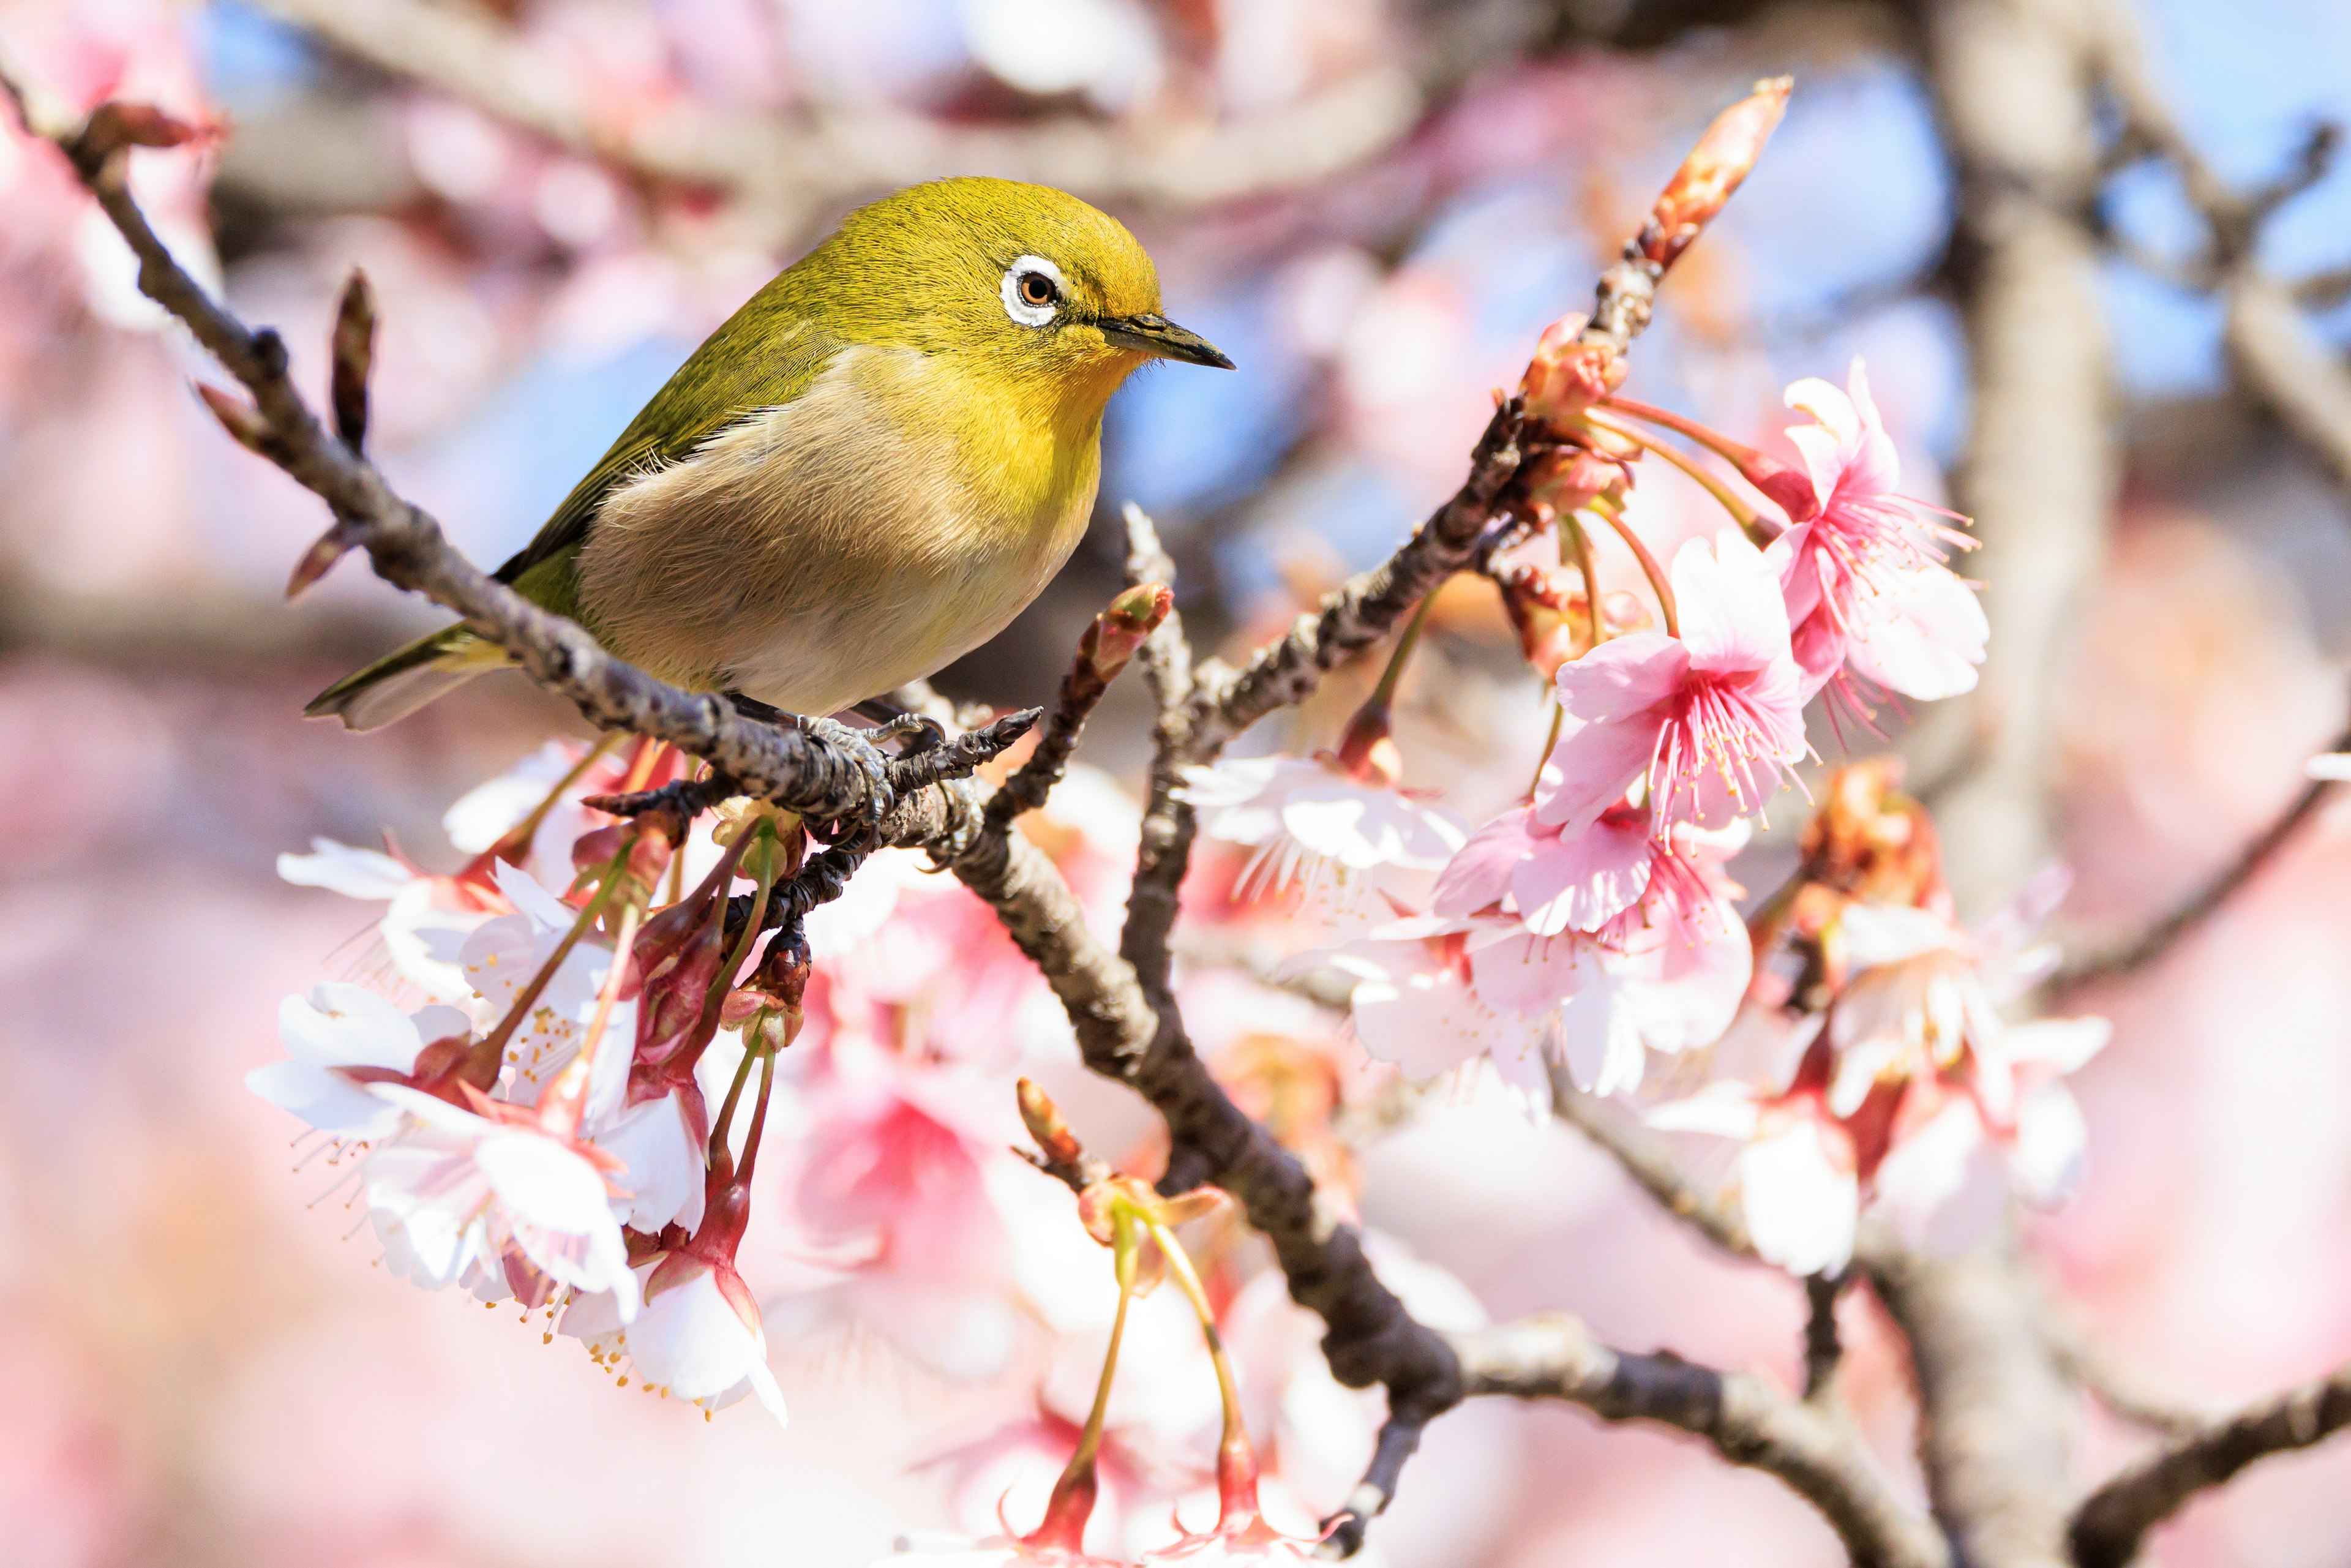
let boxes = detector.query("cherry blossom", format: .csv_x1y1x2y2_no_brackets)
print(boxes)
1772,361,1986,703
1179,754,1466,905
249,983,474,1144
1651,1076,1861,1276
277,836,506,1003
1434,800,1652,936
1535,529,1807,836
765,1048,1030,1380
361,1085,637,1313
1319,911,1545,1086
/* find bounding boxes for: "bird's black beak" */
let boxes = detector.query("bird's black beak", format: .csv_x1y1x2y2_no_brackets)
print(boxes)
1100,313,1235,369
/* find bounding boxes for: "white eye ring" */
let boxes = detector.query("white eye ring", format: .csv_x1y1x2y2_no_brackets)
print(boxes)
1000,255,1066,327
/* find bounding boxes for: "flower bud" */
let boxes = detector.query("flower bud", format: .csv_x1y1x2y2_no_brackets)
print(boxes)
1084,581,1173,681
1641,77,1791,272
1017,1078,1086,1170
1520,315,1628,426
1527,448,1627,516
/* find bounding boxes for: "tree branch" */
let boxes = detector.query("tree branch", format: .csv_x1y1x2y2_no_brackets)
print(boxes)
2085,0,2351,501
1864,1235,2074,1568
1549,1067,1756,1258
2054,716,2347,989
250,0,1423,234
2069,1363,2351,1568
1455,1313,1950,1568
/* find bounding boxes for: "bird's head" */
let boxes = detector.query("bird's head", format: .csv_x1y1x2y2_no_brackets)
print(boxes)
798,177,1232,407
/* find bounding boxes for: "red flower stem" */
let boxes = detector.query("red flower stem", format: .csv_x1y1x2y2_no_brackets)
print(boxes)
700,823,778,1023
1584,411,1771,543
1031,1218,1140,1550
482,838,632,1061
707,1032,759,1164
733,1046,778,1185
1559,512,1603,650
1601,394,1769,470
495,732,622,868
1592,500,1680,638
1150,1220,1259,1520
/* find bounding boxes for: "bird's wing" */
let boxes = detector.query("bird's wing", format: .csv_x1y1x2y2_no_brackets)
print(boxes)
492,315,844,588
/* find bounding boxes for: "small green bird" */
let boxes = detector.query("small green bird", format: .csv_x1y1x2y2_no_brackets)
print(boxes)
309,177,1231,730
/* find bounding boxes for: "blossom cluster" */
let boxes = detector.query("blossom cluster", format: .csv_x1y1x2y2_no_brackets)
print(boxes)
1179,354,2099,1278
235,75,2116,1562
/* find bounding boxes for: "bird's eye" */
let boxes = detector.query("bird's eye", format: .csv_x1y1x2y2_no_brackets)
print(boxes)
1000,255,1068,328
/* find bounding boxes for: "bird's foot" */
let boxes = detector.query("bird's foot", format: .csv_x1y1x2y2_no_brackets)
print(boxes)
798,715,895,820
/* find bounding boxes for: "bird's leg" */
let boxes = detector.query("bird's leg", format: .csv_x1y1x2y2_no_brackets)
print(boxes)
797,715,895,820
726,692,788,725
850,697,948,754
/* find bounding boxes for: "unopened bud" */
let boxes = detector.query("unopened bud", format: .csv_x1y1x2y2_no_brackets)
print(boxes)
1017,1077,1085,1168
78,100,216,165
1079,581,1172,681
1332,703,1403,788
330,269,377,451
571,823,629,876
1642,77,1793,272
1520,316,1627,426
197,382,271,454
1527,448,1627,514
284,519,361,599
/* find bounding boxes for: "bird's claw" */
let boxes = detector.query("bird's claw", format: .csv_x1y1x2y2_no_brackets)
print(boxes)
865,711,947,752
800,715,896,820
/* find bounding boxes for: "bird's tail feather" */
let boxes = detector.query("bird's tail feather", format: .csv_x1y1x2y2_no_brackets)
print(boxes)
306,625,508,730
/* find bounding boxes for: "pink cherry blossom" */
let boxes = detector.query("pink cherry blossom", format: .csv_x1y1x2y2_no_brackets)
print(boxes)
1772,360,1986,703
1178,755,1465,904
1321,913,1542,1084
249,983,474,1145
1535,530,1807,836
1434,801,1652,936
1652,1079,1861,1275
767,1048,1029,1379
361,1086,638,1313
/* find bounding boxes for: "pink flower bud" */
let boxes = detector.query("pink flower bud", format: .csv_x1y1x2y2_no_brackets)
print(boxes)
1079,582,1172,681
1520,315,1628,425
1641,77,1792,272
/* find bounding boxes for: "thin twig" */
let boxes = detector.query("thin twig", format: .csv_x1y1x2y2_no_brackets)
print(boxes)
1454,1314,1950,1568
2070,1362,2351,1568
989,586,1168,828
1549,1066,1755,1259
1804,1272,1847,1403
251,0,1423,236
2055,722,2346,989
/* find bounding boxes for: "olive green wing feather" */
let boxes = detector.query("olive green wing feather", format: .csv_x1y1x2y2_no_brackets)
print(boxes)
492,311,844,588
309,302,844,731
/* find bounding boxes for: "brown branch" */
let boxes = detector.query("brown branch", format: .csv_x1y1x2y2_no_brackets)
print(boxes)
1550,1067,1755,1258
989,585,1168,828
2086,0,2351,500
1455,1314,1951,1568
1805,1272,1848,1403
7,101,1041,829
2054,719,2347,989
250,0,1422,231
2069,1363,2351,1568
1864,1236,2075,1568
1119,504,1199,1004
1185,400,1528,752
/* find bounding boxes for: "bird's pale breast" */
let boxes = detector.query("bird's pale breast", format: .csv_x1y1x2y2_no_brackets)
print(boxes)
572,345,1099,716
